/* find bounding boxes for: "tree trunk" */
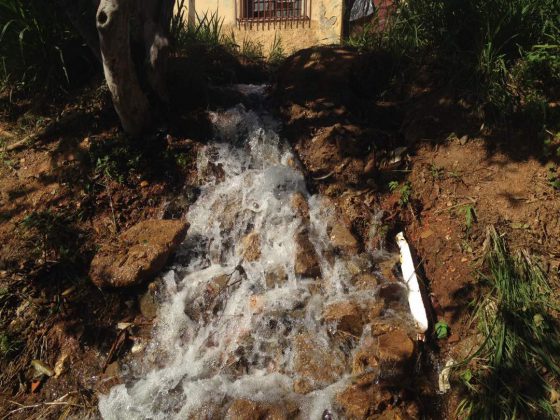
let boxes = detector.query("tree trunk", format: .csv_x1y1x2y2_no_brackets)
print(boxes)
138,0,175,103
96,0,151,136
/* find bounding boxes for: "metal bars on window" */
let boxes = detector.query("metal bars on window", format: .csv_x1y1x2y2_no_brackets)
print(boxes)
236,0,311,28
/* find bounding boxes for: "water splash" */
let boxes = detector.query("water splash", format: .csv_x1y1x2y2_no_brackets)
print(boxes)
99,88,416,419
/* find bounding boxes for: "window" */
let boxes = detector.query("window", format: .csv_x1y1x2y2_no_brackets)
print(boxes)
236,0,311,27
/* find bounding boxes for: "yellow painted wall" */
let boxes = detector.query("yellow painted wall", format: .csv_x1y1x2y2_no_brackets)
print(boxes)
185,0,343,55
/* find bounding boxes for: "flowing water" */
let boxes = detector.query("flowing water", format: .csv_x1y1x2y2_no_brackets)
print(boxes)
99,86,419,419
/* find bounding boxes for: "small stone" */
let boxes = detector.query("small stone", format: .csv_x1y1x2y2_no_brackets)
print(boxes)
352,338,379,383
377,328,415,366
240,232,261,262
329,224,359,255
291,192,309,219
54,352,70,378
352,273,378,290
224,399,294,420
265,266,288,288
336,385,373,419
365,300,384,321
336,385,392,420
104,361,120,378
139,288,158,320
377,283,406,306
323,300,364,336
293,333,346,390
294,230,321,278
293,377,315,394
249,295,265,313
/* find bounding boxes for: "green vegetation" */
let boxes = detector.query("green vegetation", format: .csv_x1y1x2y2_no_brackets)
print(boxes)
389,180,412,206
351,0,560,125
435,320,449,339
0,0,91,93
457,227,560,419
547,164,560,190
0,331,21,359
459,204,477,231
20,210,81,264
170,4,284,64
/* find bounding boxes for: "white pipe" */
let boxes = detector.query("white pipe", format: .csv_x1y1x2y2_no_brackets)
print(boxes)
396,232,429,334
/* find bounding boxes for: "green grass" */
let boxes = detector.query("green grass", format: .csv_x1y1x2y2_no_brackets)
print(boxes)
457,227,560,419
0,0,91,94
352,0,560,125
170,5,283,66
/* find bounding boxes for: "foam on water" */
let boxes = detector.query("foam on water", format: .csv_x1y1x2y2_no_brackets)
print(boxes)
99,89,414,419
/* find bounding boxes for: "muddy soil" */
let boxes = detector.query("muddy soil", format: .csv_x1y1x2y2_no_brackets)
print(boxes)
0,45,559,418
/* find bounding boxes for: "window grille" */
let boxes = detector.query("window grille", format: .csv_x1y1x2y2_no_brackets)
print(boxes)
236,0,311,28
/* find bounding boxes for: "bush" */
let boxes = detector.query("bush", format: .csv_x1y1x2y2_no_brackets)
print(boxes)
0,0,92,94
375,0,560,122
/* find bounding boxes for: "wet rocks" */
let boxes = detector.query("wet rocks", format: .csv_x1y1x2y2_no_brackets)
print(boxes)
89,219,188,288
352,338,379,381
224,399,297,420
323,300,364,337
139,282,159,320
352,273,379,290
291,192,309,219
240,232,261,262
336,384,392,420
329,223,359,255
377,328,415,367
294,230,321,278
293,333,346,392
265,266,288,288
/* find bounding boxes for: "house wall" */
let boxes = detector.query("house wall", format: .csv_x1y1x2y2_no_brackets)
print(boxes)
187,0,344,55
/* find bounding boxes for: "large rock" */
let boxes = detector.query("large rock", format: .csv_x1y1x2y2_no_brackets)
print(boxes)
90,219,188,288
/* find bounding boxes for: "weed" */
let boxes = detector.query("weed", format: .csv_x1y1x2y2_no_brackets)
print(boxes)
546,164,560,190
171,8,224,51
382,0,560,123
457,227,560,419
429,164,444,181
389,180,412,206
458,204,477,231
0,0,92,93
20,211,81,263
435,320,449,339
268,33,285,66
0,331,20,359
447,169,463,181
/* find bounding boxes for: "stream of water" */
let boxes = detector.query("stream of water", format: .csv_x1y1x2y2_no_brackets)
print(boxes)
98,86,418,419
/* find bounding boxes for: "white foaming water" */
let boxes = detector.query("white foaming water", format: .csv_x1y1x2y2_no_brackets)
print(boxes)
99,89,414,419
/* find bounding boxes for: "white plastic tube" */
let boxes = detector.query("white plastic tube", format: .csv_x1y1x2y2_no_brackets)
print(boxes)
396,232,429,333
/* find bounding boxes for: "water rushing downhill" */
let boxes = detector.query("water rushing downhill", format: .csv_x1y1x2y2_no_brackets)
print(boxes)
99,86,417,419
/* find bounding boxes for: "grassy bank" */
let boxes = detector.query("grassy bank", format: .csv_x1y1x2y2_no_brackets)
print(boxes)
457,228,560,418
350,0,560,128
